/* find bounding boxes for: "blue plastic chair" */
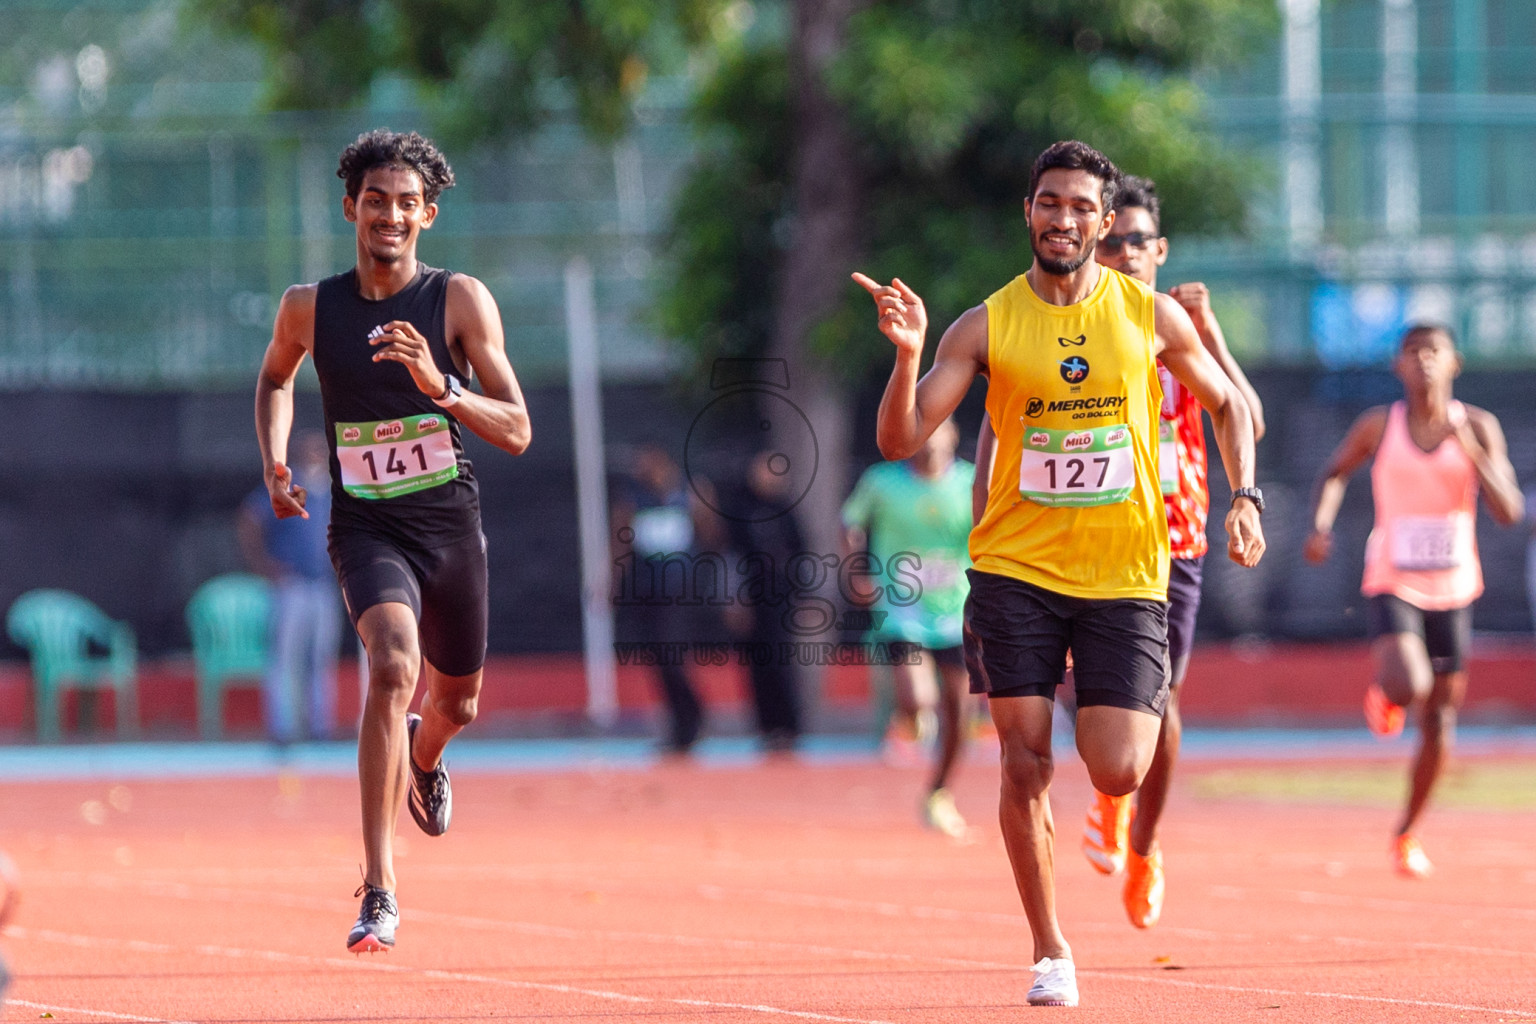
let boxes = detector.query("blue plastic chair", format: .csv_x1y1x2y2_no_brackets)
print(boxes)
186,573,271,738
6,589,138,742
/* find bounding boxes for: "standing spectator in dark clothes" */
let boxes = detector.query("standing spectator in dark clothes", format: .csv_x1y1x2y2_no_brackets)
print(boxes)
613,445,721,753
727,450,806,751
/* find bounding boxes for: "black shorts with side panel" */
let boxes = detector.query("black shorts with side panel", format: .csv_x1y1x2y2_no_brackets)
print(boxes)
329,524,489,677
1166,554,1205,670
961,569,1169,716
1365,593,1471,675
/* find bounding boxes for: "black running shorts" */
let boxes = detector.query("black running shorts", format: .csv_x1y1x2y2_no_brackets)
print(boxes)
962,569,1169,716
1165,554,1205,670
1365,594,1471,675
329,526,489,677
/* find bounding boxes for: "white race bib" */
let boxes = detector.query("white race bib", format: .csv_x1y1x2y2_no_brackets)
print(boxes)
1018,422,1136,508
336,414,458,500
913,553,963,593
632,506,694,555
1390,515,1463,571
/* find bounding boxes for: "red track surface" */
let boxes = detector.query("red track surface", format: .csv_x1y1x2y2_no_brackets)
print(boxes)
2,752,1534,1022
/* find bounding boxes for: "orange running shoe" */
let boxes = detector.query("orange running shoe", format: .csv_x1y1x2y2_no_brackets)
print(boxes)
1394,834,1433,879
1123,845,1165,929
1364,684,1405,738
1082,790,1132,875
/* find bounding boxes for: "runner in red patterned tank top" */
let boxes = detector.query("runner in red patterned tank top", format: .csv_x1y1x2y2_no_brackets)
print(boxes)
974,175,1265,929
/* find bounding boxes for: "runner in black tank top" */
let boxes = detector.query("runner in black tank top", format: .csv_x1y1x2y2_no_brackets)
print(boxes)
315,262,481,546
254,130,531,955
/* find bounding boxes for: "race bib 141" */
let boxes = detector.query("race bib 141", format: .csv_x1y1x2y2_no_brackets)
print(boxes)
336,413,459,500
1018,422,1136,508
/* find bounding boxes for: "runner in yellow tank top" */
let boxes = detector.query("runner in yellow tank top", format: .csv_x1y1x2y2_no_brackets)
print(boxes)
853,141,1265,1009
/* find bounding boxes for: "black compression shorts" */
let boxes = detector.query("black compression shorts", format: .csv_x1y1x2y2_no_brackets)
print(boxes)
961,569,1169,716
329,526,489,677
1165,554,1205,671
1366,594,1471,675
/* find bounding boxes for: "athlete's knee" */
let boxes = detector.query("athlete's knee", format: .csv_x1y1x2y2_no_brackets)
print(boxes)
366,648,419,704
998,734,1053,797
1083,734,1152,795
1420,700,1457,739
436,692,479,728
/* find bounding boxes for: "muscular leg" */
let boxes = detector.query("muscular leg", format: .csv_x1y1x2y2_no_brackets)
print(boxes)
1398,669,1466,836
355,602,421,892
412,660,483,772
928,658,970,793
1372,632,1434,708
1129,653,1189,857
1075,704,1163,799
990,695,1069,962
891,652,939,737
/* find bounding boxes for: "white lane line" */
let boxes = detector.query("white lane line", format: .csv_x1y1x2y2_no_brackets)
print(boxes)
13,927,898,1024
1207,883,1536,921
58,876,1022,972
698,883,1536,961
6,997,197,1024
1081,972,1536,1018
19,919,1535,1021
35,878,1536,1018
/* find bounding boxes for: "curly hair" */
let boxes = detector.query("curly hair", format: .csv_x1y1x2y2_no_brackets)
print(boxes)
1113,175,1160,232
337,129,456,205
1028,140,1120,212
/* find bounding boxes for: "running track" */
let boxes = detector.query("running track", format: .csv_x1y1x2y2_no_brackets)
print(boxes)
2,735,1534,1022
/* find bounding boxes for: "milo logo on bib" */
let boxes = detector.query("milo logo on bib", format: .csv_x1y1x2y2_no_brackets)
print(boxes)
335,412,459,500
1016,421,1136,508
374,420,406,442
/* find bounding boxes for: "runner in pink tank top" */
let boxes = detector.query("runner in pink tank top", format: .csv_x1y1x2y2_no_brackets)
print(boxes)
1305,324,1522,879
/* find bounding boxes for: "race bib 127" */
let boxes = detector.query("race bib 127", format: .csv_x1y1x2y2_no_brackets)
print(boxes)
336,413,458,500
1018,422,1136,508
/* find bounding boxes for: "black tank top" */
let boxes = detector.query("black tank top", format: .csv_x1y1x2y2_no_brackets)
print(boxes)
313,264,481,545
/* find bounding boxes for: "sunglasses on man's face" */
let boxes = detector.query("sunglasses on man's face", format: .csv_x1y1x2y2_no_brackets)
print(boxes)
1098,232,1160,254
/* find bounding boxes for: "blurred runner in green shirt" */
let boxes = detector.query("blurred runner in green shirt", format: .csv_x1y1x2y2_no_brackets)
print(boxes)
843,418,976,839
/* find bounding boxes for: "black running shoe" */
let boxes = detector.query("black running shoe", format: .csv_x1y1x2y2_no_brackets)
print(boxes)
406,712,452,836
347,884,397,953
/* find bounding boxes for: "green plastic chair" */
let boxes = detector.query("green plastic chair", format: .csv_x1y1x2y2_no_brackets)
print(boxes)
186,573,272,739
6,589,138,742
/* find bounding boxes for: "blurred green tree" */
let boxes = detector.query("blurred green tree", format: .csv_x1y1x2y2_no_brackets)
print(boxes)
190,0,1273,375
192,0,1274,545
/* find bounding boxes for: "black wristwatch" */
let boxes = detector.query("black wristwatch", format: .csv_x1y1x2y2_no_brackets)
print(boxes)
1231,487,1265,514
432,374,463,409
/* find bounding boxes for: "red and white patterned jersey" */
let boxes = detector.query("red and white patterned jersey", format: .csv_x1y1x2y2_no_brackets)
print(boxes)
1156,362,1209,560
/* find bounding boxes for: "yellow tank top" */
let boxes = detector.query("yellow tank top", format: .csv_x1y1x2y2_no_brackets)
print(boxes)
971,267,1168,600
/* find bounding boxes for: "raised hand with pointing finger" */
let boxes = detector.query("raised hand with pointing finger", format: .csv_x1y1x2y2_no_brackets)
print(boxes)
852,273,928,357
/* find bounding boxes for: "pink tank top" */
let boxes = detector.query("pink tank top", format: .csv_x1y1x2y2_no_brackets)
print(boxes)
1361,401,1482,610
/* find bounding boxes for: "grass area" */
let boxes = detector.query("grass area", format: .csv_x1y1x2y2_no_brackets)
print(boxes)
1190,760,1536,810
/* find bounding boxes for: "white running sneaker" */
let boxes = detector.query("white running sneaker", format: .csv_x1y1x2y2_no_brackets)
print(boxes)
922,787,970,841
1027,956,1078,1007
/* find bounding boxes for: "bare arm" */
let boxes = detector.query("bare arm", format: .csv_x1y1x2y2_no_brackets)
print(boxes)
1153,292,1263,567
1458,407,1523,526
369,274,531,457
1302,407,1387,563
1168,282,1266,441
444,274,532,455
973,414,996,526
853,273,987,461
255,285,317,520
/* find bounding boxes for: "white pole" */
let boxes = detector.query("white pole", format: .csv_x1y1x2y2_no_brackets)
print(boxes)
564,256,618,728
